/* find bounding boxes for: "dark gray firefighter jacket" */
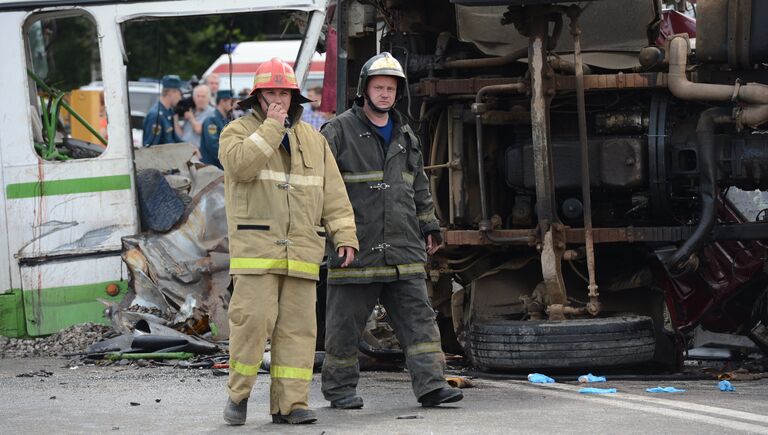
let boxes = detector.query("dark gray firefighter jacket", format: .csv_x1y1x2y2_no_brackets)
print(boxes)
321,104,439,284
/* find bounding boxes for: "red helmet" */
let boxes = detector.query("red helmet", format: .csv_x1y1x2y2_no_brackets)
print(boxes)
237,57,310,110
252,57,300,91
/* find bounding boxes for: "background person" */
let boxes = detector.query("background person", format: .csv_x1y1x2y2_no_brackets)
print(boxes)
181,84,214,149
204,73,221,105
231,87,252,119
142,75,183,146
301,86,330,130
199,89,234,169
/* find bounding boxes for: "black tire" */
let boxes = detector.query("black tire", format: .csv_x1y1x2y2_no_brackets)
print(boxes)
468,316,656,370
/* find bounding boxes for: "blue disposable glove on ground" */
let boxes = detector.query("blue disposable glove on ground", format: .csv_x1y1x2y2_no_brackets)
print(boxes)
579,387,616,394
527,373,555,384
646,386,686,393
718,380,735,392
578,373,607,383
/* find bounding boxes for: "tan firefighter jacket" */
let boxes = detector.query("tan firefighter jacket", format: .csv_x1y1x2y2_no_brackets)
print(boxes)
321,105,440,284
219,105,358,281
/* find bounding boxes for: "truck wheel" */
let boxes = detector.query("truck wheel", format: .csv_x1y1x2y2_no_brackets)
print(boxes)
468,316,656,370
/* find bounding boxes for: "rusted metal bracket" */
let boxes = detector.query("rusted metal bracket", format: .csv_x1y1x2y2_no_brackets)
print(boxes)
415,77,525,97
539,222,568,308
554,72,668,91
444,226,694,246
567,6,599,316
527,9,568,315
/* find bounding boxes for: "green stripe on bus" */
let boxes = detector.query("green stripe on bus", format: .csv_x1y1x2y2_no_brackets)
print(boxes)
22,280,128,336
6,174,131,199
0,289,26,338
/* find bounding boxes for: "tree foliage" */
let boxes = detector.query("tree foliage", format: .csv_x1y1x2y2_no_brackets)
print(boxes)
27,10,303,90
122,12,302,82
28,15,99,91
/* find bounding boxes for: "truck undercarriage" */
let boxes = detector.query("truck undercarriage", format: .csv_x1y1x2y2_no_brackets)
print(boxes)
334,0,768,369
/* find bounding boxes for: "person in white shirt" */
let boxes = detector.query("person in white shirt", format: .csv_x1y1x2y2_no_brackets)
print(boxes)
181,84,214,148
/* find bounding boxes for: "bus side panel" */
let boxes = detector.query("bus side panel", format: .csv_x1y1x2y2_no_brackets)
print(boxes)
0,11,29,296
4,159,135,261
21,255,127,336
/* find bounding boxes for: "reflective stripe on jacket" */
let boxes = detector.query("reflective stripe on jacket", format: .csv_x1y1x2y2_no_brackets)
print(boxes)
321,105,439,284
219,106,358,280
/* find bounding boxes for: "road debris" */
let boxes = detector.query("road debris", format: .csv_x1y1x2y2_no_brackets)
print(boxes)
578,388,616,394
578,373,607,383
718,380,735,392
104,352,194,361
396,415,423,420
16,370,53,378
1,323,112,358
646,386,686,393
528,373,555,384
446,376,474,388
82,319,218,359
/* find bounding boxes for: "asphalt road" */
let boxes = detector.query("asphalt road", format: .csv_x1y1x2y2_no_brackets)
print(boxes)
1,358,768,434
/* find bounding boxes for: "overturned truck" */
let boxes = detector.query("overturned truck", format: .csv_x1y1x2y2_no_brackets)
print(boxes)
333,0,768,369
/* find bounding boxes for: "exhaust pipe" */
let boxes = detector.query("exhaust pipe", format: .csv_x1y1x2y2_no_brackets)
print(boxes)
668,36,768,105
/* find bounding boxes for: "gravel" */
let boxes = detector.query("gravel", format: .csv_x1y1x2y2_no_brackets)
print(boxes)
0,323,114,358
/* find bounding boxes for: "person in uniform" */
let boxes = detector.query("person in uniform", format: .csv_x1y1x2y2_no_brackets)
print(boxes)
200,89,234,169
219,58,359,425
320,52,463,409
142,75,183,146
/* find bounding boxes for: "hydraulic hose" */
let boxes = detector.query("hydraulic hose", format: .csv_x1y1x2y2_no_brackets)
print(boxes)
666,107,733,272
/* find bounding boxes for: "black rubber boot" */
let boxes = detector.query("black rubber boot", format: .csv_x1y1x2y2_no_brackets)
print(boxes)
331,395,364,409
418,387,464,407
271,408,318,424
223,398,247,425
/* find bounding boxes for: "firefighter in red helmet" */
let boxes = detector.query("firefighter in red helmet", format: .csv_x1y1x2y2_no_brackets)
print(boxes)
218,57,358,425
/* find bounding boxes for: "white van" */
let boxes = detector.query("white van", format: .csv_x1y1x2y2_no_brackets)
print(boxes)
0,0,327,337
202,39,325,96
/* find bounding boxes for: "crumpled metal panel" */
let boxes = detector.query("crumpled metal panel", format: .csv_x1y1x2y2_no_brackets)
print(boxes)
121,177,231,339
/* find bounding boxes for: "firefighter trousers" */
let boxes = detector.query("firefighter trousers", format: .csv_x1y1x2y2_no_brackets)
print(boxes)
227,274,317,415
321,278,448,401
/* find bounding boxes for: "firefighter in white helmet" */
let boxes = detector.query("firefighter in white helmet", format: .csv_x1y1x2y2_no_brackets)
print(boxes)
218,57,358,425
320,52,463,409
